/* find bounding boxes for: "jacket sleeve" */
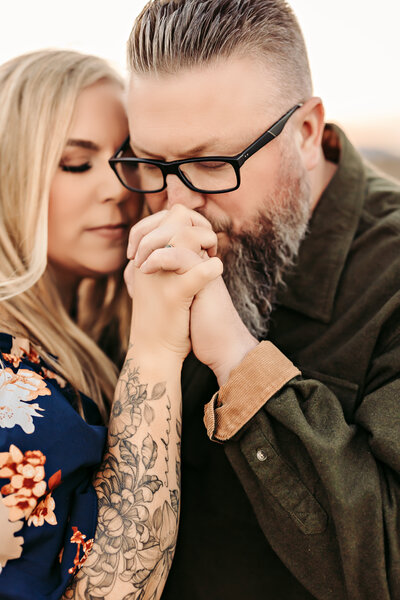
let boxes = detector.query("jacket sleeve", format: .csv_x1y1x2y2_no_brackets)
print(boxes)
205,340,400,600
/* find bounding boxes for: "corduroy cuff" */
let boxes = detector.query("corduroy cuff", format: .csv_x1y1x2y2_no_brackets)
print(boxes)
204,341,301,442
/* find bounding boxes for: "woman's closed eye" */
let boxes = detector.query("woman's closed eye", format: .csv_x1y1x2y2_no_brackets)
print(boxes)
60,161,91,173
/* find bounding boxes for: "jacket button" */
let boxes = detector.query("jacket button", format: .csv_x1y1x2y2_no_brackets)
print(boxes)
256,448,267,462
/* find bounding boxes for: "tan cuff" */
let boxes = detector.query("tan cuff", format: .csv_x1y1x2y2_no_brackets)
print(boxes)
203,341,301,442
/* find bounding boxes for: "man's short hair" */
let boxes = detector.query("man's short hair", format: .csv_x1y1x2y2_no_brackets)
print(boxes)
127,0,313,104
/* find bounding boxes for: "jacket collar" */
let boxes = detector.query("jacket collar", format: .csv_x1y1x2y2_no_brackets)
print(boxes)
276,124,366,323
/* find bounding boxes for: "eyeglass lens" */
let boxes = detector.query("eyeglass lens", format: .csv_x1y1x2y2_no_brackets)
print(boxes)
114,159,237,193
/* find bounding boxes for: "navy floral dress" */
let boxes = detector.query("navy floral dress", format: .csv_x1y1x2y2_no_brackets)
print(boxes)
0,333,107,599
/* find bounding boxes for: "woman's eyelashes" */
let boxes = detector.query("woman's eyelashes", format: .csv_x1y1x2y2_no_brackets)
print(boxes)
60,161,91,173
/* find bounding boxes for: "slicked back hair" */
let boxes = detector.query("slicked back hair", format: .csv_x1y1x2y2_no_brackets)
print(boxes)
127,0,313,104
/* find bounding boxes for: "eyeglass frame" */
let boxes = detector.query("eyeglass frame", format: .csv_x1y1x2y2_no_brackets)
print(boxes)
109,102,303,195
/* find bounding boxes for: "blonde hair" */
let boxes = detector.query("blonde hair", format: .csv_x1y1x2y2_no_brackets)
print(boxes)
0,49,132,421
127,0,313,103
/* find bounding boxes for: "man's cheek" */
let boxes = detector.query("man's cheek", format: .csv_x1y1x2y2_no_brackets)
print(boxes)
145,191,166,214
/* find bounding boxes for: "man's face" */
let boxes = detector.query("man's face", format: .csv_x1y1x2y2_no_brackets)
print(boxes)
127,56,312,337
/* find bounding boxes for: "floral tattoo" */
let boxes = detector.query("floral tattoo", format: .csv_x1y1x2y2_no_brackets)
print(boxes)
63,356,181,600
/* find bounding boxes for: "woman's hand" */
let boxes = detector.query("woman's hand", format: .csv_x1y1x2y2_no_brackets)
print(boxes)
127,204,218,264
125,240,223,363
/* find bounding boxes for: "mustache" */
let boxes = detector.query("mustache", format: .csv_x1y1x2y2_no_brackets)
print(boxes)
195,211,231,235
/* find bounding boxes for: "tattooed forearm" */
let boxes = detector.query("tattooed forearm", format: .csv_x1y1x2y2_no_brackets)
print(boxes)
63,353,182,600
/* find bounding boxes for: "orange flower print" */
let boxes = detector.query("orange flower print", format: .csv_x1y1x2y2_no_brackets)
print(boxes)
23,348,40,365
40,367,67,389
27,469,61,527
0,367,49,434
3,368,50,402
27,493,57,527
0,445,46,521
2,354,22,368
10,338,41,364
2,338,41,369
68,527,94,575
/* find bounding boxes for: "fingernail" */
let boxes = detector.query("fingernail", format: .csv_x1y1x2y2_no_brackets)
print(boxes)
127,243,133,259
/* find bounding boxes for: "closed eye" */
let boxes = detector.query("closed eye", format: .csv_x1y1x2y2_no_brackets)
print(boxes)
60,162,91,173
196,161,229,169
140,163,160,171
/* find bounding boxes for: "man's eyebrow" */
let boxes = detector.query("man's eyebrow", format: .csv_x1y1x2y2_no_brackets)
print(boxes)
132,139,225,160
66,139,100,151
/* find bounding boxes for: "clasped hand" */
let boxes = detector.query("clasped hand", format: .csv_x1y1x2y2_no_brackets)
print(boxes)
125,205,258,384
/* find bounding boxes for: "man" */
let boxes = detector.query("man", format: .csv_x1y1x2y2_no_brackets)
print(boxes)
115,1,400,598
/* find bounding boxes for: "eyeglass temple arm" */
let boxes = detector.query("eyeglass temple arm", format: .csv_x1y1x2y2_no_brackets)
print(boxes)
236,103,303,166
269,103,303,136
109,136,131,163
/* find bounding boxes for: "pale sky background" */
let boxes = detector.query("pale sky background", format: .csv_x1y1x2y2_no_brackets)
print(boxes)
1,0,399,154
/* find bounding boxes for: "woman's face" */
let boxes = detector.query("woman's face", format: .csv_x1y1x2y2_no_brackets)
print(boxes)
48,80,141,281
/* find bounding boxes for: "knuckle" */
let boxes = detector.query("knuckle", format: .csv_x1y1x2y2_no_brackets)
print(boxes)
203,256,223,277
169,229,191,248
128,226,139,247
216,259,224,274
206,230,218,245
138,233,157,257
169,203,188,219
149,247,166,265
195,212,212,229
158,250,174,270
129,220,141,235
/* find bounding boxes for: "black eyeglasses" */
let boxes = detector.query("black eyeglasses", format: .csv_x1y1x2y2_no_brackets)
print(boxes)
109,103,302,195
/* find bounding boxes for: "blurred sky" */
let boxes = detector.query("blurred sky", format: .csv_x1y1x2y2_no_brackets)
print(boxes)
1,0,399,153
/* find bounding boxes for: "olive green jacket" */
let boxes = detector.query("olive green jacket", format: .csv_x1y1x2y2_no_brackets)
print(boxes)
224,126,400,599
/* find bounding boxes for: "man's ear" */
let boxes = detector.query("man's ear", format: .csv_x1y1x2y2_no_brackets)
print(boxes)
297,97,325,171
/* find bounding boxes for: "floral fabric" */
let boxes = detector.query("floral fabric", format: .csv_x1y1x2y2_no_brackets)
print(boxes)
0,333,107,599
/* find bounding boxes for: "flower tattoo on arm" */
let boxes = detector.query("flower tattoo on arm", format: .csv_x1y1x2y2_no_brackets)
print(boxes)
63,355,181,600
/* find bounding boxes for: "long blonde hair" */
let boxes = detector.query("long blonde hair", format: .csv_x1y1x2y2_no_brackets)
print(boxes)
0,49,132,421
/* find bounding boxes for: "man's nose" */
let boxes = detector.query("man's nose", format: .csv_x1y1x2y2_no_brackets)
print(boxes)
165,174,206,211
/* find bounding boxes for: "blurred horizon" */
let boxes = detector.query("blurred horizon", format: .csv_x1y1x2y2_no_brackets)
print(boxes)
336,116,400,180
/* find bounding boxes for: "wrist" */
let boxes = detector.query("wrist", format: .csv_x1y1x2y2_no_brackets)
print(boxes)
129,320,190,366
213,334,259,387
126,337,185,373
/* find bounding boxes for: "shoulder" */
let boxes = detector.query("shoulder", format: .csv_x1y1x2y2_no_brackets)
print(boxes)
0,332,107,460
0,334,52,435
0,332,107,596
363,165,400,232
352,165,400,276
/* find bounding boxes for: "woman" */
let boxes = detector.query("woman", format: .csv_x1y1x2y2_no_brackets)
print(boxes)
0,50,221,599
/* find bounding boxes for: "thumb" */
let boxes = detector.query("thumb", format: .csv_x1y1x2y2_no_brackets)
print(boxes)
177,256,223,298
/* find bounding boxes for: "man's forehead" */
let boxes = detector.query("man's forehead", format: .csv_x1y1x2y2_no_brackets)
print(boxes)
127,58,280,159
128,56,277,109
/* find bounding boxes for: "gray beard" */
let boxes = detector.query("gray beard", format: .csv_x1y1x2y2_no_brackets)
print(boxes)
205,168,311,340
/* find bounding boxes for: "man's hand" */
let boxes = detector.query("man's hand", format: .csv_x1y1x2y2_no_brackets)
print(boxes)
189,274,258,386
129,205,258,386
